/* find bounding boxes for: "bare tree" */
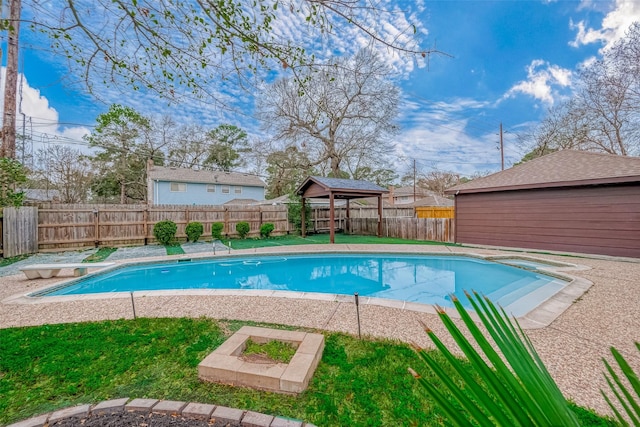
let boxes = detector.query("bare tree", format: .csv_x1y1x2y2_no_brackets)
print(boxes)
575,58,637,155
518,100,588,156
257,49,400,177
525,22,640,157
167,124,211,169
35,145,92,203
419,171,461,196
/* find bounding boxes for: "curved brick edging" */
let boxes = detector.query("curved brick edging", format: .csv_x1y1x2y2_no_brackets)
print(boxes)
6,397,316,427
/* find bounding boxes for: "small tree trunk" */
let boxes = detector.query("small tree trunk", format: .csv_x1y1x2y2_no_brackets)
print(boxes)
120,182,126,204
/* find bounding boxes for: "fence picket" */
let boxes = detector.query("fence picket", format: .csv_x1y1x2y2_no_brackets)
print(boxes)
346,217,454,243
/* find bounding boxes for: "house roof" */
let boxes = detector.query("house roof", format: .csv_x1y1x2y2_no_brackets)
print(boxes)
22,189,60,202
148,165,265,187
296,176,389,199
409,195,454,207
222,198,260,205
445,150,640,195
348,196,394,207
259,194,348,207
392,186,430,197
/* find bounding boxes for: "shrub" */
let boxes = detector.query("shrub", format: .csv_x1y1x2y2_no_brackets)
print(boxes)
153,220,177,245
260,223,275,238
185,221,204,242
236,221,250,239
211,222,224,240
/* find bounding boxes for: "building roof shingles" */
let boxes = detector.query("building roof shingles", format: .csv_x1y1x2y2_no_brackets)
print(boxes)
309,176,389,193
446,150,640,194
409,195,454,207
148,165,265,187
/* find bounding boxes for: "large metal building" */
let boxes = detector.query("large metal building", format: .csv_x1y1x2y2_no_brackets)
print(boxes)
445,150,640,258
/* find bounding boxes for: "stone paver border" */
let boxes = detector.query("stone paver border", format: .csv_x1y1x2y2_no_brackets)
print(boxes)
198,326,325,394
6,398,316,427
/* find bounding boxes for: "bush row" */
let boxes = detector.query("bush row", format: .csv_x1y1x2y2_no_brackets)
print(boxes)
152,220,276,244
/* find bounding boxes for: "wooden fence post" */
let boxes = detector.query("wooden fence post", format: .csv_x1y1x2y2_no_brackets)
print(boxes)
260,208,264,228
93,208,100,247
224,207,229,236
143,206,149,245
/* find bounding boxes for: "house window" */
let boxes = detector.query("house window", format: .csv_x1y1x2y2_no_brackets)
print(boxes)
207,184,216,193
170,182,187,192
221,185,230,194
234,186,242,194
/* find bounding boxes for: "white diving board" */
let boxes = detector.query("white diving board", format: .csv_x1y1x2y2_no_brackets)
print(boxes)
20,262,115,279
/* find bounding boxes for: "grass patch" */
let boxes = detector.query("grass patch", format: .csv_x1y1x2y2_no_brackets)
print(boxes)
226,233,460,250
165,243,185,255
82,247,117,263
242,339,297,364
0,253,30,267
0,318,615,426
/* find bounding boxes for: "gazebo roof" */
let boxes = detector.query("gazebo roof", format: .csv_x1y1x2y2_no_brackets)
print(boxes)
296,176,389,199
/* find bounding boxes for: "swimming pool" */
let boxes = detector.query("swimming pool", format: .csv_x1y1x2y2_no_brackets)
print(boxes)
32,253,568,315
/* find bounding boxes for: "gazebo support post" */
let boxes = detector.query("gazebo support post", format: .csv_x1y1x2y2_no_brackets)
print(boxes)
346,199,350,234
301,197,306,238
329,192,335,244
377,195,383,237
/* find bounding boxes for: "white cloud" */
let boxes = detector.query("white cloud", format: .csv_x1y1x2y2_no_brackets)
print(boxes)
570,0,640,49
578,55,598,69
0,68,91,156
504,60,572,105
392,97,511,177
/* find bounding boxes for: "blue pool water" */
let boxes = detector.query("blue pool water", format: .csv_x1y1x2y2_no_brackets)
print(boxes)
35,254,567,313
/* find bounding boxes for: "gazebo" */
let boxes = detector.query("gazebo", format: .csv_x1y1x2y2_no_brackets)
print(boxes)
295,176,389,243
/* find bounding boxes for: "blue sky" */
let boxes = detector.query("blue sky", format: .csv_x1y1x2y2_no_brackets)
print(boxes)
6,0,640,178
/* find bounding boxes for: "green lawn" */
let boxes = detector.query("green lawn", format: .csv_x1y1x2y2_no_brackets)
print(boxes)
0,318,613,426
165,242,186,255
82,247,117,263
225,233,459,250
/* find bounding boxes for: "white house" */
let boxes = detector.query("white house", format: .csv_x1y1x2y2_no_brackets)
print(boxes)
147,164,266,205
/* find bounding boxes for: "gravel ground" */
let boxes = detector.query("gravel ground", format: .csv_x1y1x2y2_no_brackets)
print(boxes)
1,243,639,416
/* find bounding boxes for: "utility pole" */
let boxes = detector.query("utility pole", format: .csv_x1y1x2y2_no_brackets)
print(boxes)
1,0,22,159
412,159,417,202
499,122,504,171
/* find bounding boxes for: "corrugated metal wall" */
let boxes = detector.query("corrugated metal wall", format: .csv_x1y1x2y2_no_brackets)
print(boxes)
455,184,640,258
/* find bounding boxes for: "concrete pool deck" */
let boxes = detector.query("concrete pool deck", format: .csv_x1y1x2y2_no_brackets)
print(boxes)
1,243,639,415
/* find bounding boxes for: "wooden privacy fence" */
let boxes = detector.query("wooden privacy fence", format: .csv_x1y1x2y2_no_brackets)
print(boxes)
31,203,451,251
415,206,455,219
37,204,290,250
348,217,454,242
311,206,414,232
3,207,38,257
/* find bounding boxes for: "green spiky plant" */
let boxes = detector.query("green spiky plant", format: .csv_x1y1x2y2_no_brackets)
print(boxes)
601,343,640,426
410,291,581,426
